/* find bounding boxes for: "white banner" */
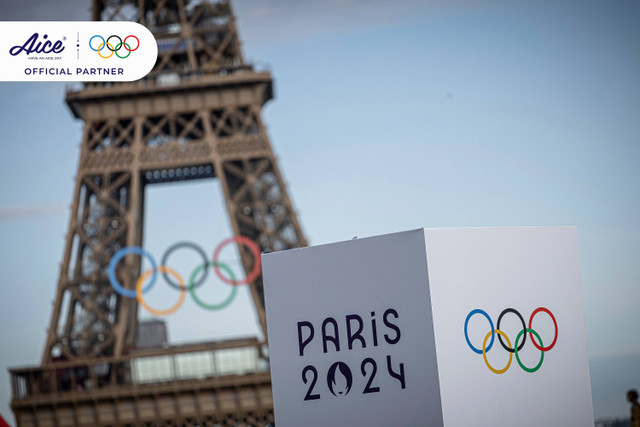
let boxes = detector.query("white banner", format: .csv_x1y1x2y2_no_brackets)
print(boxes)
0,21,157,81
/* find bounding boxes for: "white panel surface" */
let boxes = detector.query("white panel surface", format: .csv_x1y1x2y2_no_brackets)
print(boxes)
425,227,594,427
263,227,594,426
262,229,443,427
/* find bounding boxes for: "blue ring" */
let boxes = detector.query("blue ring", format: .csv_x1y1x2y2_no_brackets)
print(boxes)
89,35,106,52
108,246,157,298
465,309,494,354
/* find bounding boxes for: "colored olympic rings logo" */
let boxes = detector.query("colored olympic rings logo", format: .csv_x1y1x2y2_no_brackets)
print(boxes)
107,236,261,316
89,35,140,58
464,307,558,374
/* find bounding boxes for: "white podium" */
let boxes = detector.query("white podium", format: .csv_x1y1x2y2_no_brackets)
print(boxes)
262,227,594,426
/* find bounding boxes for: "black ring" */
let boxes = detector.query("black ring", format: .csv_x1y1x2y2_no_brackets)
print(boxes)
497,308,527,353
160,242,209,291
106,35,123,52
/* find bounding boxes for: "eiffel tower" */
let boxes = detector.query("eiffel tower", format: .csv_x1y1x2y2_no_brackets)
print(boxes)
10,1,306,425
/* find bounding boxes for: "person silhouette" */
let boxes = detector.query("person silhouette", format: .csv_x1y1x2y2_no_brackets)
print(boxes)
628,389,640,427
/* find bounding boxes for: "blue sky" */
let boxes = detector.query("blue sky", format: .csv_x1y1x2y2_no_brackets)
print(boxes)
1,0,639,422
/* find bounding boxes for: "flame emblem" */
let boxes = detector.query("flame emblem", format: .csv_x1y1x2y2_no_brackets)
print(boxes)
327,362,353,396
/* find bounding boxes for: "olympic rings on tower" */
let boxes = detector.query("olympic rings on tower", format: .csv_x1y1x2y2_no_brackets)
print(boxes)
107,237,261,316
464,307,558,374
89,35,140,58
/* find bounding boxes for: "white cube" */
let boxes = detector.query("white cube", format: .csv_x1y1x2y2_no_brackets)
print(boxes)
262,227,594,427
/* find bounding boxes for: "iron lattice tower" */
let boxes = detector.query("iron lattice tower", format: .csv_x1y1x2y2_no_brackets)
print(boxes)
10,1,306,425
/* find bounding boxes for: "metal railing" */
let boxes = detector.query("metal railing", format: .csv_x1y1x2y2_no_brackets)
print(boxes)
11,337,268,400
64,63,258,95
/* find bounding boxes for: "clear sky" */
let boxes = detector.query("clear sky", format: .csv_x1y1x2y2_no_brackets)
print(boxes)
0,0,639,423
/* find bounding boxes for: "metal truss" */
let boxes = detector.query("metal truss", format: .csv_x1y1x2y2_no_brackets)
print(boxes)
14,2,307,425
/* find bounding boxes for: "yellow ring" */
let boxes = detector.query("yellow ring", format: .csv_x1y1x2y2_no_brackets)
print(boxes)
136,266,186,316
482,329,513,374
97,42,114,59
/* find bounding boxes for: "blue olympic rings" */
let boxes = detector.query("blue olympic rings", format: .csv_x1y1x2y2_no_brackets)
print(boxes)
464,309,494,354
108,246,158,298
89,35,106,51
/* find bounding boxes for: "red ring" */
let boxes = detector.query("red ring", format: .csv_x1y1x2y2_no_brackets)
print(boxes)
212,236,261,286
123,35,140,51
528,307,558,351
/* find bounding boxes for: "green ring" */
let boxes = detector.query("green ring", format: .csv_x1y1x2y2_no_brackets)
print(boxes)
114,42,132,59
188,261,237,310
514,328,544,373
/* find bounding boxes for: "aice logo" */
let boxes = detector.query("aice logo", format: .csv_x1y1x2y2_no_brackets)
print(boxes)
9,33,65,56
